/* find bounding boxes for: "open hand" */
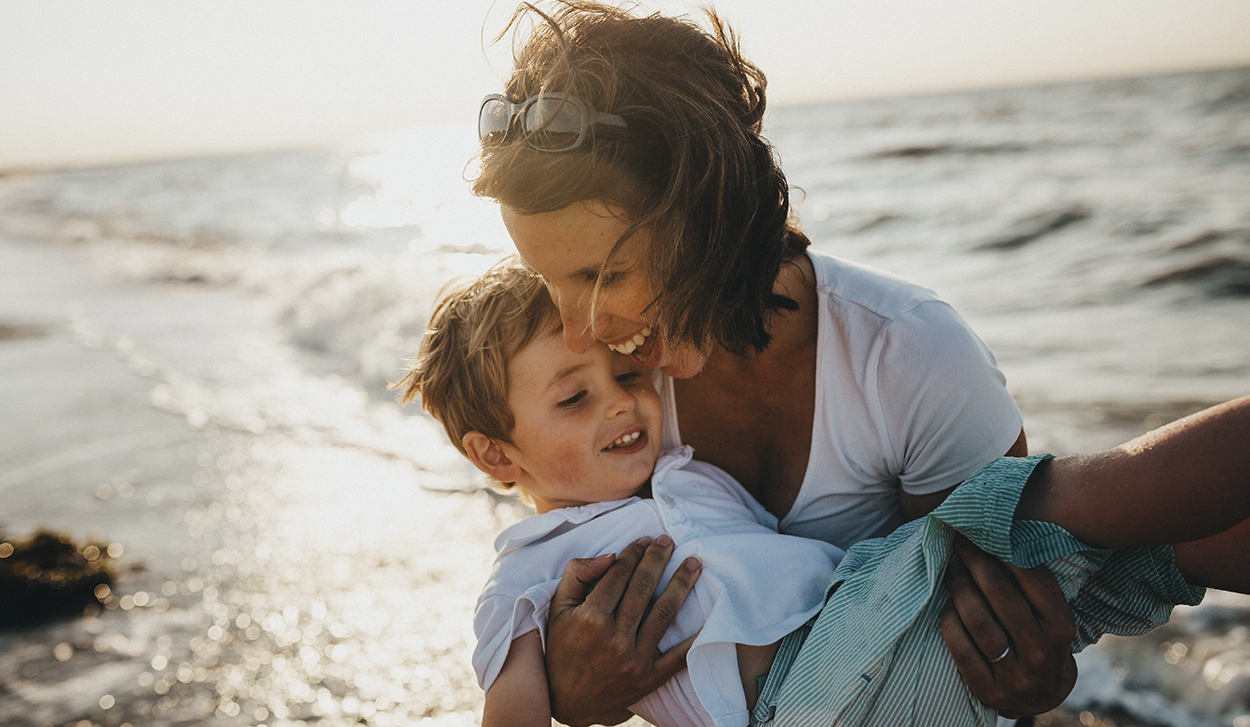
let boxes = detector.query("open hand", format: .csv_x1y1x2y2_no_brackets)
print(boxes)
545,535,702,726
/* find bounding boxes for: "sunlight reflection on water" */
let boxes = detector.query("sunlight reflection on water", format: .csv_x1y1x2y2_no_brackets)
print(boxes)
2,68,1248,727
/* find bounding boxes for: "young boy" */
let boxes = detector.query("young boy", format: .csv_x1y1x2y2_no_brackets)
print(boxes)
398,258,1250,727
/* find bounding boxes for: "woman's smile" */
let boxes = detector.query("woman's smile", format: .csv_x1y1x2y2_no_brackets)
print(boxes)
502,200,708,378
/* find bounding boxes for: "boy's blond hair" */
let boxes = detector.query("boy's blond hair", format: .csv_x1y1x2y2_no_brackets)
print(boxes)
396,257,557,462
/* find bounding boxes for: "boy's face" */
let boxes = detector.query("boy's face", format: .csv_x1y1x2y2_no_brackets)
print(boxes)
500,322,663,513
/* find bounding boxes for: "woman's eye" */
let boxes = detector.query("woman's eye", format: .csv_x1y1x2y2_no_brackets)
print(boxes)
587,270,624,286
558,390,587,408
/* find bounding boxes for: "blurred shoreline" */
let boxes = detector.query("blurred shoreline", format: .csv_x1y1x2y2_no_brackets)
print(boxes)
2,64,1247,725
0,231,1155,727
0,233,507,726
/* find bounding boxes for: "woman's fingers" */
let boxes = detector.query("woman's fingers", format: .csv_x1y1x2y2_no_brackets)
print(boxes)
550,551,618,619
1001,560,1077,665
938,597,996,693
613,535,676,628
942,535,1078,716
544,537,701,726
638,555,702,652
945,541,1018,661
579,537,652,615
654,630,700,684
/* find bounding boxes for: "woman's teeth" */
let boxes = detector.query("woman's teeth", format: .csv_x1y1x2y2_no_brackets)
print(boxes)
609,431,642,448
609,328,652,355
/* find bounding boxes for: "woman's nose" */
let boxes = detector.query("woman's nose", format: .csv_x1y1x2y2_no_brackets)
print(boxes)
555,293,607,354
559,306,598,354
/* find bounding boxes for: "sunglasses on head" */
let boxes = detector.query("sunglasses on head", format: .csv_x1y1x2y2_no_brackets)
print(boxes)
478,92,628,152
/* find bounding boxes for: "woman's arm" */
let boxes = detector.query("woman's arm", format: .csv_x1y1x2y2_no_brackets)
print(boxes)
1173,518,1250,592
544,536,702,726
483,631,554,727
1015,395,1250,551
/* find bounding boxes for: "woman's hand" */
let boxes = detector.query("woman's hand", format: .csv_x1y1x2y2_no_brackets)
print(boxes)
939,535,1078,718
545,535,702,726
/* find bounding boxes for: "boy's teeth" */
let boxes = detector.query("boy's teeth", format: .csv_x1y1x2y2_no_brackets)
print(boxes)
610,431,641,448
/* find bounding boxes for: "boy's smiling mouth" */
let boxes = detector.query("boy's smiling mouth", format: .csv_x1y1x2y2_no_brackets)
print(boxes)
604,429,647,452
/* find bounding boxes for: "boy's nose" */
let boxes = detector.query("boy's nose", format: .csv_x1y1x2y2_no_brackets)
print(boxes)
605,382,637,419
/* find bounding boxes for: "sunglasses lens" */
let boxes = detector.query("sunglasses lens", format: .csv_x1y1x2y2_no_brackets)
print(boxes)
479,98,511,143
524,98,585,151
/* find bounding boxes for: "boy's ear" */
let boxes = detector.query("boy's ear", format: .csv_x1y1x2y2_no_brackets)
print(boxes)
462,431,522,483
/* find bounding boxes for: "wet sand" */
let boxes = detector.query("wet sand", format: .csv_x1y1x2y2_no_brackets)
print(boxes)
0,235,506,726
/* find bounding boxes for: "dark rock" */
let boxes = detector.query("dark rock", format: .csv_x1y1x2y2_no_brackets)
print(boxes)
0,530,117,630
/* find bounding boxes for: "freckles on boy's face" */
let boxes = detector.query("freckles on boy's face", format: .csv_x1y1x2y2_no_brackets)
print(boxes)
501,326,664,514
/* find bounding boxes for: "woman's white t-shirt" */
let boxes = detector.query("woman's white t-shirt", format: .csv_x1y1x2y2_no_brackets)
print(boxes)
658,250,1023,551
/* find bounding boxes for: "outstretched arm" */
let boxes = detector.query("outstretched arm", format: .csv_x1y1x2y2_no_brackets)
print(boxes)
1016,395,1250,552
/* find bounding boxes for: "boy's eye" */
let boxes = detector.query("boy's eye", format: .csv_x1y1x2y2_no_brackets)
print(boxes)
558,390,587,408
616,371,642,385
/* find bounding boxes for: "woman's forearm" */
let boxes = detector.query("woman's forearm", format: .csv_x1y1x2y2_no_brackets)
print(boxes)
1173,518,1250,591
1016,395,1250,549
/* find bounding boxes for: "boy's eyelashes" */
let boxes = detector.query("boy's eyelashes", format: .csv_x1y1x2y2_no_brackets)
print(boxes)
553,368,644,410
557,390,587,408
615,371,642,384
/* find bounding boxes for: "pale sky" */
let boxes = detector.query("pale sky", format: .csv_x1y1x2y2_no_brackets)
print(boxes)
2,0,1248,170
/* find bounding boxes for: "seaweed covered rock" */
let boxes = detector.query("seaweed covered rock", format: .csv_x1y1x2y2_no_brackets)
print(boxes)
0,530,117,629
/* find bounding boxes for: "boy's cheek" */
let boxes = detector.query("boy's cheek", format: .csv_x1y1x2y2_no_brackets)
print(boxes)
543,443,594,486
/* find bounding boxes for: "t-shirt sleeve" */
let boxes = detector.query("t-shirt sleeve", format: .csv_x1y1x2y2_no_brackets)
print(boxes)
471,582,556,692
875,300,1023,495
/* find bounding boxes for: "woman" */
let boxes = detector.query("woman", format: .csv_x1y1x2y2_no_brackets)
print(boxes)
473,2,1077,723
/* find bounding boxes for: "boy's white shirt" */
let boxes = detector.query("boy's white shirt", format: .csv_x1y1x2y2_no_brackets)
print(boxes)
474,446,844,727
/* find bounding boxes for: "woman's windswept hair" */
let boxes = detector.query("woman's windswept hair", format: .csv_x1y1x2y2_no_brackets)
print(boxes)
473,0,808,355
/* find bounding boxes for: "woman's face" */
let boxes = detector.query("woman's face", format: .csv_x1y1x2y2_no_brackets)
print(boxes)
502,200,706,379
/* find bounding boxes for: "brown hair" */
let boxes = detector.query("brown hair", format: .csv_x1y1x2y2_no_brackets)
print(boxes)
473,0,808,356
395,258,556,469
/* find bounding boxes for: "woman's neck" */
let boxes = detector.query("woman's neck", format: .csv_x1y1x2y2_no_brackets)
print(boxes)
671,252,819,517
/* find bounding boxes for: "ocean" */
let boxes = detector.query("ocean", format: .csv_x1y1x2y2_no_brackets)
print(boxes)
1,66,1248,726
